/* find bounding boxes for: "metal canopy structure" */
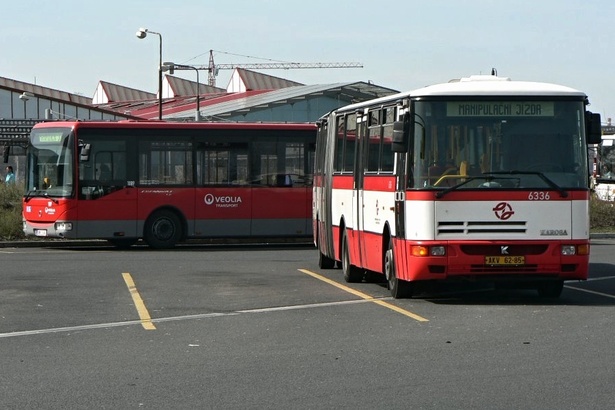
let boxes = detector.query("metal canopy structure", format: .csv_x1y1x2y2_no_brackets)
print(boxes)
162,82,398,121
0,120,40,146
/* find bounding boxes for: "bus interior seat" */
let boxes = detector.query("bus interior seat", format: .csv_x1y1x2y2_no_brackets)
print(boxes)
276,174,292,187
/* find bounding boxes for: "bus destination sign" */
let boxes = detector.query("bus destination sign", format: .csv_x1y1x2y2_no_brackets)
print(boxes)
447,102,554,117
33,132,64,144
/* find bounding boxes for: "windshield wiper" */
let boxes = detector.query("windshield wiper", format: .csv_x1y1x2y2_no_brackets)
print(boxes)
435,177,480,198
23,190,59,204
486,171,569,198
24,190,36,203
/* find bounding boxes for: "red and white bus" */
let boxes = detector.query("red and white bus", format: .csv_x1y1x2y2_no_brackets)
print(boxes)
313,74,602,298
23,120,316,248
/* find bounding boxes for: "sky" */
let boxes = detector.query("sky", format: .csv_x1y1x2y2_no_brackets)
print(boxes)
2,0,615,120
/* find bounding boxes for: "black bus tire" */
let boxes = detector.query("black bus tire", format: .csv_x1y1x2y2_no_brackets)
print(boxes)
317,227,335,269
385,238,412,298
144,209,182,249
342,230,363,282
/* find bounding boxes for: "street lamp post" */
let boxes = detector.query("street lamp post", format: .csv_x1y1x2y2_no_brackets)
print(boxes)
19,92,33,119
162,62,201,121
136,27,163,120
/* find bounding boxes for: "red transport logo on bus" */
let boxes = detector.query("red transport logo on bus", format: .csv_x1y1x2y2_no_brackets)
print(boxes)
493,202,514,220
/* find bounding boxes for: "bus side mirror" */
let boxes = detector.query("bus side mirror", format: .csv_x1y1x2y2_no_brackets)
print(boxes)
586,112,602,145
79,143,91,162
392,118,412,153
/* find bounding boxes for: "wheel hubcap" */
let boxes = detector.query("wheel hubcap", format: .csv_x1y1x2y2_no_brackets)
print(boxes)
385,249,393,281
153,218,174,241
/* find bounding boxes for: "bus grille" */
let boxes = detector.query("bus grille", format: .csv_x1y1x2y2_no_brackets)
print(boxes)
469,265,539,273
437,221,526,235
460,244,548,256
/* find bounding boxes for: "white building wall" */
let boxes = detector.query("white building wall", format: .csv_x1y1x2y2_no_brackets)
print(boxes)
227,70,247,93
92,83,109,104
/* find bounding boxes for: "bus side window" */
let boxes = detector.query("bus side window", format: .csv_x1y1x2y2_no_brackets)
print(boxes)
379,106,396,173
197,142,248,186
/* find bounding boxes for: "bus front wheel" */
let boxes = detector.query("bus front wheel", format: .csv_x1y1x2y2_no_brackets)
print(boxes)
385,238,412,298
144,210,182,249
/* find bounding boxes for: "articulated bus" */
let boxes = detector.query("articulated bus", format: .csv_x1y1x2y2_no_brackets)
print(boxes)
313,74,602,298
23,121,316,248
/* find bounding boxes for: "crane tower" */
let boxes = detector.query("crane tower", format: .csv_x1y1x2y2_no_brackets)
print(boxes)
176,50,363,86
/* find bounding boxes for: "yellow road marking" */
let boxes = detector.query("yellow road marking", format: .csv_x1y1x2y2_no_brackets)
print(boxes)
122,273,156,330
298,269,429,322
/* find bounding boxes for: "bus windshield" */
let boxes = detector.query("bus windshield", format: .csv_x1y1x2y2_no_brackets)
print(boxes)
409,99,588,190
25,127,75,198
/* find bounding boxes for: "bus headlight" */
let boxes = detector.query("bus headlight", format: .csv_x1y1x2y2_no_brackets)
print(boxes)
411,245,446,257
561,245,589,256
54,222,73,232
430,246,446,256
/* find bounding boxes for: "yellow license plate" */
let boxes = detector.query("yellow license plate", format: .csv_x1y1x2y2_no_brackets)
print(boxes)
484,256,525,266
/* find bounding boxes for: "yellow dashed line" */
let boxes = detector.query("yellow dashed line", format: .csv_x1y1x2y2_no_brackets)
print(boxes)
298,269,428,322
122,273,156,330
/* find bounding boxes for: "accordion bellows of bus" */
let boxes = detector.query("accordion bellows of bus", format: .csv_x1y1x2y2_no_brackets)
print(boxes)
313,74,602,299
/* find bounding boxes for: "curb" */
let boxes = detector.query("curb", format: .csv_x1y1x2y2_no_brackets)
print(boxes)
1,236,613,248
0,238,314,248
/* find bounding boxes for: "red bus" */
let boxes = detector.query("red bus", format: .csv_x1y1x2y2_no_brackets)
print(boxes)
23,121,316,248
313,74,602,298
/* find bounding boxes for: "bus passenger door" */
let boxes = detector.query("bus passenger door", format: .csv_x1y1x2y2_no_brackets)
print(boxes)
353,113,368,268
77,146,139,239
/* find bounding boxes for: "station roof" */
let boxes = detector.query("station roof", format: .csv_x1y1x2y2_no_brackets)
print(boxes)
94,80,156,103
1,71,399,122
229,68,303,91
166,76,225,96
163,81,398,120
0,76,92,105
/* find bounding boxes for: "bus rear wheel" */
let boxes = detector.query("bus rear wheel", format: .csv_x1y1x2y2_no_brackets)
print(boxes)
342,231,362,282
144,210,182,249
319,250,335,269
317,227,335,269
385,239,412,298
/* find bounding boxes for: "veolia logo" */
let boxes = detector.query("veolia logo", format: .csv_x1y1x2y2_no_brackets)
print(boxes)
204,193,242,208
493,202,514,220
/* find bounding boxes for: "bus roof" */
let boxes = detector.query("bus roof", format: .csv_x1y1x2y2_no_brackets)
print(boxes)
332,75,587,115
31,120,316,131
412,75,586,98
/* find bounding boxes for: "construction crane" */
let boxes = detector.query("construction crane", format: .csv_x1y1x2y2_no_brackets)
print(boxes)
175,50,363,87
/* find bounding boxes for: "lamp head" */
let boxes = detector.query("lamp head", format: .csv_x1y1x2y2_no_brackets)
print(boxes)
19,92,33,101
136,28,147,39
161,62,175,74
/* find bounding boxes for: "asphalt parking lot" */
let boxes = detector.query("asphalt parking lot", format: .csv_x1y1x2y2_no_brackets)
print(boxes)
1,240,615,409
